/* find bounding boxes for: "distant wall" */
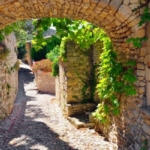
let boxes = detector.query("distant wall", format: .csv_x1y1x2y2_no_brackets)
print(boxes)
35,70,55,94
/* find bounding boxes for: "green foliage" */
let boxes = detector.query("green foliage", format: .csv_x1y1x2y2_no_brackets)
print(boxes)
32,18,102,53
32,18,103,76
140,139,148,150
127,6,150,48
6,60,20,74
0,20,32,61
0,47,10,60
31,36,60,61
13,60,20,71
46,45,60,61
127,37,148,48
75,70,92,103
139,7,150,26
52,59,59,76
31,46,47,61
31,18,137,123
6,83,11,95
46,45,60,76
0,21,32,46
59,37,70,60
93,31,137,123
82,65,98,104
31,35,60,61
17,45,27,59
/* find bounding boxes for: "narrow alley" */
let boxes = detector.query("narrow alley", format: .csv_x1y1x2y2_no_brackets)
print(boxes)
0,63,116,150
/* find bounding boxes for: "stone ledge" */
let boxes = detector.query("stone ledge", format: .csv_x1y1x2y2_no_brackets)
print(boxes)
66,103,96,116
67,114,95,129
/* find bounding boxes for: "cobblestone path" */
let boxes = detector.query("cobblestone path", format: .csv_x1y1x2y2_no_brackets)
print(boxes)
0,63,117,150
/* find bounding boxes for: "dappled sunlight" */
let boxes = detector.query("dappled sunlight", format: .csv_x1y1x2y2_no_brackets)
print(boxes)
9,134,34,147
0,0,148,148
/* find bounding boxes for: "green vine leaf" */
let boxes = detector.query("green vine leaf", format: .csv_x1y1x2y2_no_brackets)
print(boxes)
126,37,148,48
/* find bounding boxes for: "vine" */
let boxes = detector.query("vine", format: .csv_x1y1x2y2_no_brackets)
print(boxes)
140,139,148,150
32,18,102,75
127,2,150,48
93,31,137,123
0,47,10,60
74,65,97,104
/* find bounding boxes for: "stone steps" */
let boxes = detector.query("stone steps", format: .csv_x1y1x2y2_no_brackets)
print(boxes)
67,112,95,129
66,103,96,116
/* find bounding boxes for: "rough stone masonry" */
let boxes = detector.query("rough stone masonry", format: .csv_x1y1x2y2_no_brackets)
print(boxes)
0,0,149,149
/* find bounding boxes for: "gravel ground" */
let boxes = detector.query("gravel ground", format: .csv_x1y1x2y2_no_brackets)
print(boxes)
0,63,117,150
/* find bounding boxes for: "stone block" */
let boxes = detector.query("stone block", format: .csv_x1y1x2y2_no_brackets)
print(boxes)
128,16,141,27
142,123,150,135
67,117,84,129
146,82,150,106
35,70,55,94
67,108,74,116
144,118,150,126
98,0,110,8
118,5,132,20
86,103,96,110
138,76,145,81
138,57,144,62
72,104,83,108
146,66,150,81
129,4,139,10
67,78,78,86
137,63,145,70
89,113,95,123
130,0,139,3
140,82,146,86
139,47,146,57
109,0,123,12
144,54,150,64
123,0,129,5
84,123,95,128
131,30,144,39
136,69,145,77
67,95,78,103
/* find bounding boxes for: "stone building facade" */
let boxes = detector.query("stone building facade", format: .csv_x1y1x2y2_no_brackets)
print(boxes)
56,41,101,116
0,0,149,149
0,33,18,120
56,40,150,149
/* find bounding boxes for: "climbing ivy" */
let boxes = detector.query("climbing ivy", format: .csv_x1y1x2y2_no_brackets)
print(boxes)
32,18,102,74
127,4,150,48
31,18,138,123
93,30,137,123
74,64,97,104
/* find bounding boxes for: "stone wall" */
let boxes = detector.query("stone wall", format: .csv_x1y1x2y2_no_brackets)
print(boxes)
0,0,149,149
57,41,100,116
0,33,18,120
95,36,150,149
56,39,150,149
35,70,55,94
0,0,145,56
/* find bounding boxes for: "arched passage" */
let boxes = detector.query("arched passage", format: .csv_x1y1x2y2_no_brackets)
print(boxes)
0,0,149,149
0,0,145,46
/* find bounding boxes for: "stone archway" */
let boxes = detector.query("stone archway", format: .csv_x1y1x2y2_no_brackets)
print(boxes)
0,0,149,149
0,0,145,46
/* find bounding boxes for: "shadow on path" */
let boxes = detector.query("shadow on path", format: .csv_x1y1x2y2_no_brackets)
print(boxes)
0,63,76,150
